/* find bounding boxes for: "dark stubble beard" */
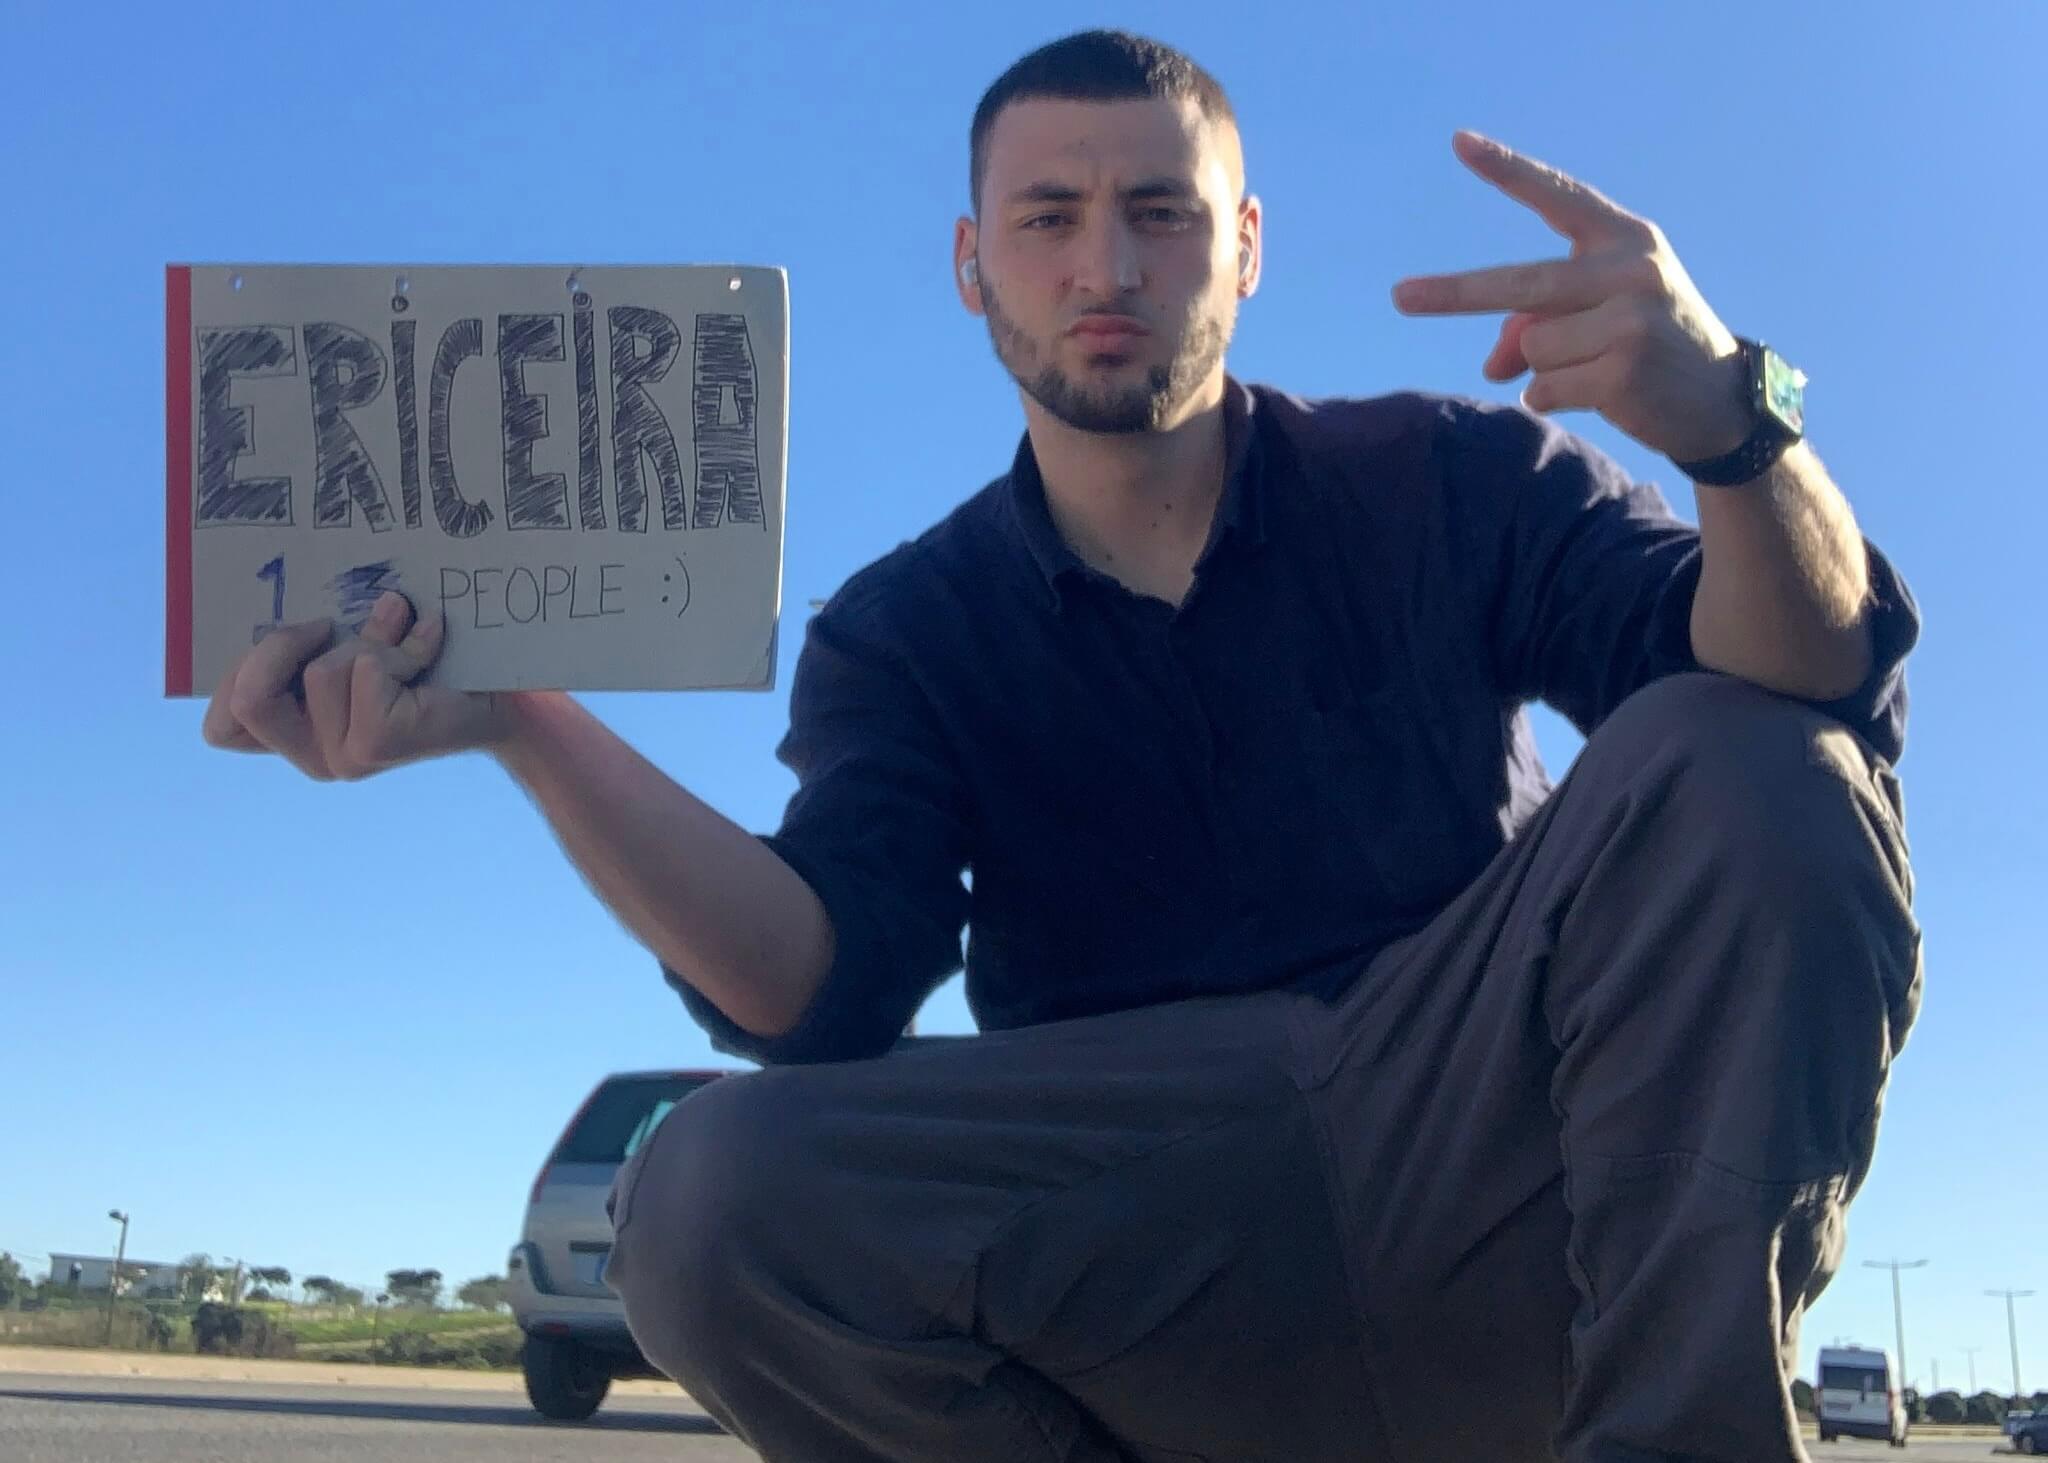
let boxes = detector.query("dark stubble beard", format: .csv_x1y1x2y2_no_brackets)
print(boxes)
978,276,1231,435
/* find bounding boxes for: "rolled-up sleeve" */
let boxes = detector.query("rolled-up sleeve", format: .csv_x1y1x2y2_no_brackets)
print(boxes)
666,570,971,1065
1796,542,1918,764
1441,397,1919,763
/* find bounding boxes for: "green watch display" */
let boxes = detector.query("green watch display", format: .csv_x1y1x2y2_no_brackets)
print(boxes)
1674,337,1807,486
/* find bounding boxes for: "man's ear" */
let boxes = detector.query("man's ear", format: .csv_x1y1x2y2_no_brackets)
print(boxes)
953,216,984,316
1236,194,1264,299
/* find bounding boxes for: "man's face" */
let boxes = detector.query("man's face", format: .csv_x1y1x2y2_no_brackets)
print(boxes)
959,96,1257,434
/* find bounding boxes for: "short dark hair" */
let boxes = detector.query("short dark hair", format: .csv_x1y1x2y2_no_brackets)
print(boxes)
968,30,1237,215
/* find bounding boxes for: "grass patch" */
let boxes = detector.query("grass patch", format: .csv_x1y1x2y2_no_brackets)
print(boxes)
289,1310,509,1344
308,1322,524,1370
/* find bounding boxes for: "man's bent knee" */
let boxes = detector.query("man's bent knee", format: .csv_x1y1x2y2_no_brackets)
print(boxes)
1586,672,1909,867
1597,671,1878,775
1563,671,1920,1053
605,1067,816,1385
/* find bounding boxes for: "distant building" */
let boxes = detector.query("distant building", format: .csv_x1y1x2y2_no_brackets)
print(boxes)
44,1253,226,1300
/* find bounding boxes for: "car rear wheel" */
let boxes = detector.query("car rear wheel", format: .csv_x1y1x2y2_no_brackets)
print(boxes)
2018,1432,2039,1455
522,1333,612,1421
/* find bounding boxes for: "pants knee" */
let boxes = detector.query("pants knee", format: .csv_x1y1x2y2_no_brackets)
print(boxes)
1587,673,1909,885
605,1068,812,1384
1561,674,1921,1073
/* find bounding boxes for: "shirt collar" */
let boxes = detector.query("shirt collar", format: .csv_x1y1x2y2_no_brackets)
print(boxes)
1005,378,1267,610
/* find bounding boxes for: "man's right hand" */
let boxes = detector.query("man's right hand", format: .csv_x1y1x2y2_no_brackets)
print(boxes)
201,589,509,780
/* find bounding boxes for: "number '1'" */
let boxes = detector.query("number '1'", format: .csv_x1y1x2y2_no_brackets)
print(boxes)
257,557,285,621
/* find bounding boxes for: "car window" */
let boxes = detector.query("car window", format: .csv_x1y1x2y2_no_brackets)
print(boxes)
554,1077,715,1164
1820,1365,1884,1393
621,1100,679,1159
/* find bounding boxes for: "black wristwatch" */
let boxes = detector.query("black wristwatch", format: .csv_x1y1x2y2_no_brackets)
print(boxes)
1672,337,1807,486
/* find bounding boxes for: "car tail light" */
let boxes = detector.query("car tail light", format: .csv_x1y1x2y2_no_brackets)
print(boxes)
530,1082,605,1206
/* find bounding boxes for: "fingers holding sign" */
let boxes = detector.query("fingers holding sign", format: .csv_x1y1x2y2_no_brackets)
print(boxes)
299,592,447,778
1392,131,1749,465
201,591,497,781
202,618,337,774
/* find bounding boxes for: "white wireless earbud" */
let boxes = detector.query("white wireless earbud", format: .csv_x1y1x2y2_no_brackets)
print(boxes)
961,258,979,285
1239,245,1253,276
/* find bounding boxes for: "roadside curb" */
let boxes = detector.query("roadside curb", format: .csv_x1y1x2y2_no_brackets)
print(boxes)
0,1345,688,1399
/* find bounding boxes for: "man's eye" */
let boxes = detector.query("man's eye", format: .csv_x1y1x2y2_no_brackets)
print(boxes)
1135,207,1188,227
1021,213,1072,230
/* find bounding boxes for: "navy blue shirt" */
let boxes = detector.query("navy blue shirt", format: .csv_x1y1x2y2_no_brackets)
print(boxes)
671,380,1919,1065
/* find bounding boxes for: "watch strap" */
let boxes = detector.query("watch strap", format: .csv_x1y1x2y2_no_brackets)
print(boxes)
1673,338,1801,486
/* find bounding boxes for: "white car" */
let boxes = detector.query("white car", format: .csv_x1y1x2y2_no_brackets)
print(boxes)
507,1068,731,1419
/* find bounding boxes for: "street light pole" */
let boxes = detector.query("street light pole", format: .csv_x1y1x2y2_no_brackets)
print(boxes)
101,1210,129,1346
1985,1289,2035,1401
1864,1258,1929,1391
1963,1347,1982,1394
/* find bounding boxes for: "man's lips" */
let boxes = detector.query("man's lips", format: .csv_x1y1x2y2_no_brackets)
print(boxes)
1066,316,1149,340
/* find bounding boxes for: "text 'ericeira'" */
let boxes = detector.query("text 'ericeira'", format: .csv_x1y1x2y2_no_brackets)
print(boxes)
195,306,765,537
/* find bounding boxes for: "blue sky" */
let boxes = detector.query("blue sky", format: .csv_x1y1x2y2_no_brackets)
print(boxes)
2,0,2040,1397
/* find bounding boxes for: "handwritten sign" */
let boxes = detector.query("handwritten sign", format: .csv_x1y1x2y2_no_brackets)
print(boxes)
164,264,788,695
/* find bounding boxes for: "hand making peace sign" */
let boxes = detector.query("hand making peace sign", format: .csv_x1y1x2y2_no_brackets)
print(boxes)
1393,131,1753,468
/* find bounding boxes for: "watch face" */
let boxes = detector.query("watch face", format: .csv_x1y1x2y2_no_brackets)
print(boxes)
1761,346,1807,434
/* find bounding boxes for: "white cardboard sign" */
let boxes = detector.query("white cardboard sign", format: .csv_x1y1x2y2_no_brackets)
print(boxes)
164,264,788,695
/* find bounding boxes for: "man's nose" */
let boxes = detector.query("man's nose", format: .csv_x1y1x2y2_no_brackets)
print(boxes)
1070,218,1141,299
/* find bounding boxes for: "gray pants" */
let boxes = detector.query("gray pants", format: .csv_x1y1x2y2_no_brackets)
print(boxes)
605,674,1921,1463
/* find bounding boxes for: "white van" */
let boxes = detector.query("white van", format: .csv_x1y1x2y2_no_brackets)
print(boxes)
1815,1345,1908,1447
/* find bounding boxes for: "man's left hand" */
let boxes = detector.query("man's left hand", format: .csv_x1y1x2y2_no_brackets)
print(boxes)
1392,131,1750,466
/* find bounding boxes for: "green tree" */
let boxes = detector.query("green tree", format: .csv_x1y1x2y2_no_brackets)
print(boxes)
249,1266,291,1300
142,1309,177,1350
385,1269,443,1308
303,1274,365,1309
179,1253,218,1302
1925,1391,1966,1425
456,1275,509,1311
1965,1391,2008,1427
302,1274,339,1305
190,1301,244,1354
0,1252,26,1307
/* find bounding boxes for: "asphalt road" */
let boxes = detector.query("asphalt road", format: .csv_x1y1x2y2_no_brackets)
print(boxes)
0,1372,752,1462
0,1372,2021,1462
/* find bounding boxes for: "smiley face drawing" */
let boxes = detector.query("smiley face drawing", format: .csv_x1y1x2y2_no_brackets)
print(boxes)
662,557,692,618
